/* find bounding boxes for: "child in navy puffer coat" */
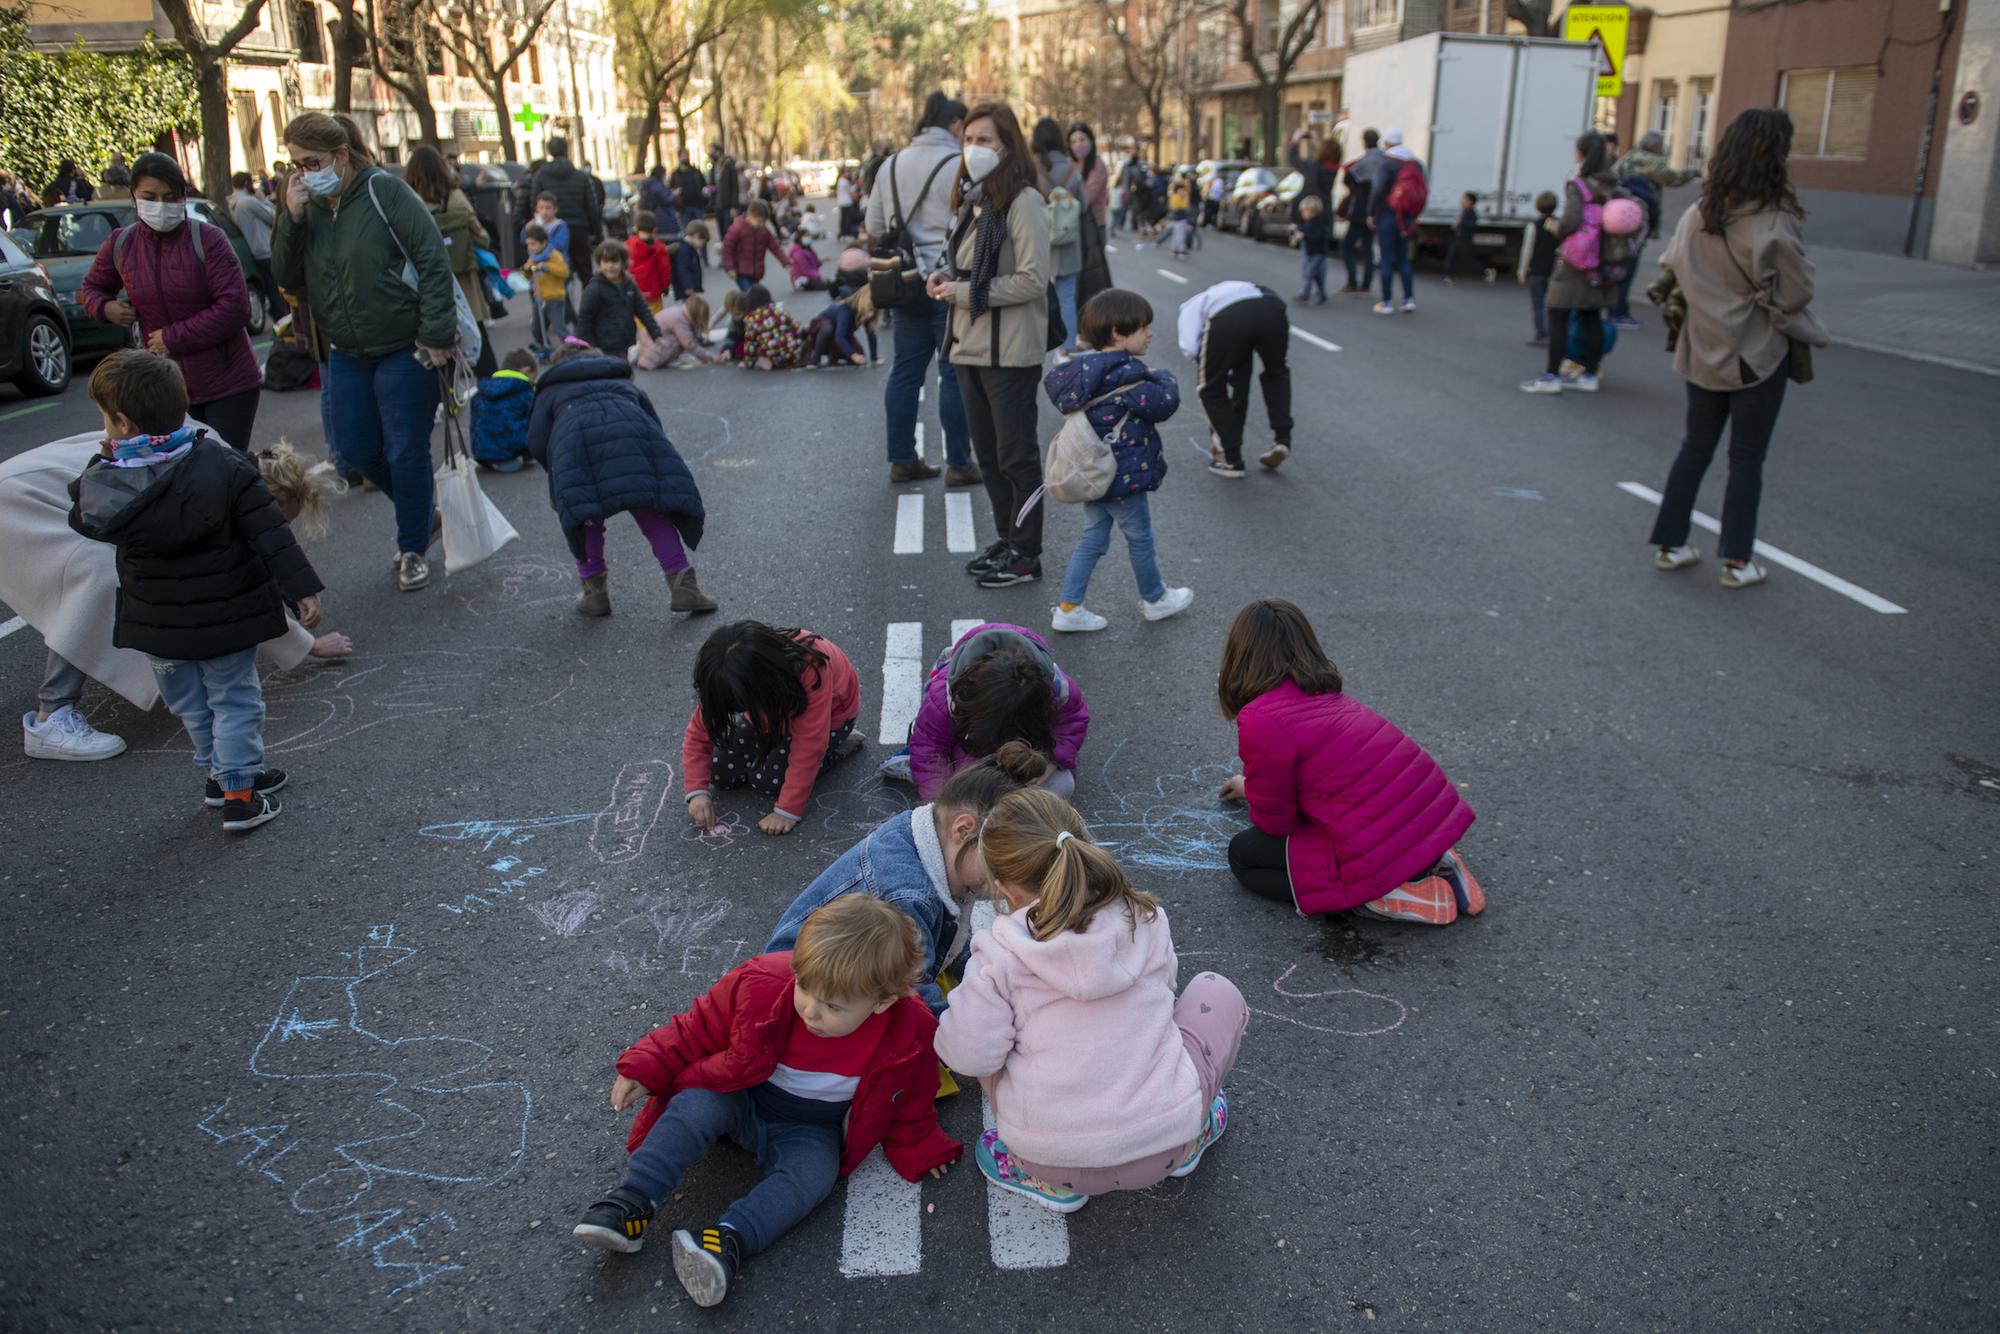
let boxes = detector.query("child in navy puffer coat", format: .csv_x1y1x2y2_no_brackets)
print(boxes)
1042,289,1192,633
470,349,537,472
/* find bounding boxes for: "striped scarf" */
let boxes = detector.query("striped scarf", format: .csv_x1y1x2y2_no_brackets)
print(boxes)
963,183,1008,320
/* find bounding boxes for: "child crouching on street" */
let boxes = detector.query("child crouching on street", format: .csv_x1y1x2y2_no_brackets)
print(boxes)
67,351,323,832
525,343,717,618
469,348,537,472
576,895,960,1307
1043,289,1192,633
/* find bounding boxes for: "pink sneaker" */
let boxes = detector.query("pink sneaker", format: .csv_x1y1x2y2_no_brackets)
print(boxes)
1358,876,1459,926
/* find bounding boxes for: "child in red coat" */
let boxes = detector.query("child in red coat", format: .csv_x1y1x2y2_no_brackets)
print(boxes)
1216,598,1485,925
575,896,959,1306
627,209,672,311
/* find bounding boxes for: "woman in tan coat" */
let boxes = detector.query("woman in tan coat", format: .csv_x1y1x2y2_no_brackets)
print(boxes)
928,103,1052,589
1648,108,1828,590
405,145,495,376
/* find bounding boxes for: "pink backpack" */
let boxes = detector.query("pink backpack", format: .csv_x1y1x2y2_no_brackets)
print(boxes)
1558,177,1604,273
1602,197,1646,237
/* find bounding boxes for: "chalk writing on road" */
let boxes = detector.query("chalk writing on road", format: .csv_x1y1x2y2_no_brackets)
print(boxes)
1085,741,1245,874
418,812,600,852
195,924,532,1299
604,892,739,977
452,554,585,619
590,761,674,865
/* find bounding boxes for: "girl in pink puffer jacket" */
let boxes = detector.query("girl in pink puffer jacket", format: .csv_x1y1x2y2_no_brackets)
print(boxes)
1217,598,1485,926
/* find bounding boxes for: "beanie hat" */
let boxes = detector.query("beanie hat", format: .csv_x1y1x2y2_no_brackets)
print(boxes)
1383,128,1404,147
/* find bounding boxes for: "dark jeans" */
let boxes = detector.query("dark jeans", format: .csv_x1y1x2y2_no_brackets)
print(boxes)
1228,827,1291,905
1612,244,1643,319
884,295,969,467
734,274,755,293
1376,222,1414,301
1444,231,1477,280
1547,308,1602,374
959,363,1045,558
621,1086,841,1258
326,345,441,555
1341,218,1374,288
1527,274,1550,339
190,387,261,452
1196,293,1291,466
1649,359,1790,563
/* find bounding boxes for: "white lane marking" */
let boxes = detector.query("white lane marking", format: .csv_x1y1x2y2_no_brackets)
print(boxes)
950,619,982,644
838,1150,923,1276
945,491,976,553
0,616,25,641
880,623,925,747
915,421,927,463
1155,267,1190,285
969,900,1072,1269
1616,482,1908,614
1290,326,1341,352
893,494,925,554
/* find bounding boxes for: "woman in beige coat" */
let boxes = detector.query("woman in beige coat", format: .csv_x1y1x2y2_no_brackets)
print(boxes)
928,103,1052,589
1648,108,1828,590
405,145,495,376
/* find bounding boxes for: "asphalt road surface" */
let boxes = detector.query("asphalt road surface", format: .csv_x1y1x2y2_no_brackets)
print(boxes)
1,219,1995,1334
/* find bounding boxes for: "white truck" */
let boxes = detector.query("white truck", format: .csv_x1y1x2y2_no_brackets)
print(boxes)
1340,31,1600,267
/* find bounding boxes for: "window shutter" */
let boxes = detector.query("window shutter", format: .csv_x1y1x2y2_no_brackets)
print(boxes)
1781,69,1831,156
1825,67,1876,158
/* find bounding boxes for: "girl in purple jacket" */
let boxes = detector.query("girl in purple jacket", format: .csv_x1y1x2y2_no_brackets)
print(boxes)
1216,599,1485,926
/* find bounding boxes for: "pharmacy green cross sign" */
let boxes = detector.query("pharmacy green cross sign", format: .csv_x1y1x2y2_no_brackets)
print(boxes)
513,103,545,133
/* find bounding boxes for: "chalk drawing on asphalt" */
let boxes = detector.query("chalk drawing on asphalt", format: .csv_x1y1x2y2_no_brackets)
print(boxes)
1085,740,1245,874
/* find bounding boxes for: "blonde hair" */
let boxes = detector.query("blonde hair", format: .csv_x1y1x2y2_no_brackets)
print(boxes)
980,788,1157,942
840,284,876,326
282,111,375,169
1299,194,1325,216
258,440,343,536
791,895,922,1004
683,293,711,332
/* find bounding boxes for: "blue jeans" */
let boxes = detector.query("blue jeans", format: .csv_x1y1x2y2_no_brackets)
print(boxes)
1054,272,1079,350
884,295,970,467
1377,223,1413,301
151,648,263,791
622,1087,841,1257
1299,253,1328,299
1059,492,1164,604
327,346,441,554
1341,218,1375,288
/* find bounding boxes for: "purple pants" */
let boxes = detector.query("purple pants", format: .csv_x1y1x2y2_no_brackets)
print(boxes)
575,507,689,579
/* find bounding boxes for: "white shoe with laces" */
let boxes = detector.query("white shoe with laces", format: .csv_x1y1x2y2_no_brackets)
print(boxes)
1140,586,1194,622
1655,544,1700,571
22,706,127,761
1721,560,1767,589
1570,373,1601,392
1051,604,1109,633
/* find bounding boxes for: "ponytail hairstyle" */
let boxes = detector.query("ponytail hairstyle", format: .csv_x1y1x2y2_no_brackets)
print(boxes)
980,788,1157,942
282,111,375,170
949,644,1058,758
934,739,1051,818
1216,598,1344,720
693,621,830,756
1574,130,1608,180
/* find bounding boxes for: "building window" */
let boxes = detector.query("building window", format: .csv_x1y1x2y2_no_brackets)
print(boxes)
1780,65,1876,158
1650,80,1678,158
1358,0,1401,30
1689,77,1714,167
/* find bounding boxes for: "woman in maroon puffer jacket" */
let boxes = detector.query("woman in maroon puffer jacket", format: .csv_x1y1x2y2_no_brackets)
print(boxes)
80,153,262,450
1216,598,1486,927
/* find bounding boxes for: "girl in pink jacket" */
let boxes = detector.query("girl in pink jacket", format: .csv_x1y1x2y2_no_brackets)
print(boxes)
1217,598,1484,925
934,788,1245,1213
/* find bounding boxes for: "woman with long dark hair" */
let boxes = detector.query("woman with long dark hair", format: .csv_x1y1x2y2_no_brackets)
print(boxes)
928,103,1052,589
1520,131,1618,394
1031,117,1084,352
405,145,494,377
1646,108,1827,589
1067,121,1115,324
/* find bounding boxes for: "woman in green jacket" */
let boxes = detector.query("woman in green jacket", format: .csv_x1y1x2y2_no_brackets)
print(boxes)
272,112,459,593
406,144,496,377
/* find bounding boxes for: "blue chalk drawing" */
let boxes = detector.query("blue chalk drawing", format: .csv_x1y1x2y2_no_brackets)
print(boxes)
1085,740,1247,874
417,813,599,852
488,856,522,873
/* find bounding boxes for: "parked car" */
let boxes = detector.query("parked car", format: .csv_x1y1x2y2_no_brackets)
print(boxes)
9,201,270,359
0,228,70,395
1218,167,1278,234
1251,170,1307,240
1196,159,1258,197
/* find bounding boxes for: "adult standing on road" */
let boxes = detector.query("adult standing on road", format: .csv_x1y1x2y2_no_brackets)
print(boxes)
406,145,495,378
79,152,263,451
1646,108,1827,591
670,149,707,222
1032,117,1084,354
273,112,458,593
1519,132,1618,395
1067,122,1114,316
1285,127,1337,222
710,144,740,232
1609,129,1700,329
835,168,860,239
640,164,678,223
529,136,600,278
1338,128,1381,294
1371,129,1423,314
931,103,1051,590
865,91,977,487
227,171,278,321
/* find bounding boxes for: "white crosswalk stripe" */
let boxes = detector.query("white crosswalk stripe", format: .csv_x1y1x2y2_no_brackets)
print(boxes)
893,494,925,554
945,493,976,553
879,622,925,745
1155,267,1190,285
838,1151,923,1276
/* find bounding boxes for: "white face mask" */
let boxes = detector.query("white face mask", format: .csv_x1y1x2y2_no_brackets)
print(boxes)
303,165,343,198
963,144,1001,184
135,199,186,232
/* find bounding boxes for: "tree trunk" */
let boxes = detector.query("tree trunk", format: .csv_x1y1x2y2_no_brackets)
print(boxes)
330,4,355,111
490,75,518,162
196,57,233,202
631,100,661,174
1260,84,1280,165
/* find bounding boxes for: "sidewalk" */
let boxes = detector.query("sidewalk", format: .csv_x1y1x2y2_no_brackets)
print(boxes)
1809,246,2000,377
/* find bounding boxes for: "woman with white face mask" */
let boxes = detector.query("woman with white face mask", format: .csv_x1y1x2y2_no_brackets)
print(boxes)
77,152,264,452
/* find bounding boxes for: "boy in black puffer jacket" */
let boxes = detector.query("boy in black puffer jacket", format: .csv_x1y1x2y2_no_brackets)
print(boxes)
1040,289,1191,635
577,240,663,362
67,352,322,832
526,346,715,618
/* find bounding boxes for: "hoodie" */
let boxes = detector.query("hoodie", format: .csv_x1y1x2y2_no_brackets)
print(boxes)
1372,144,1424,226
1041,350,1178,502
470,369,535,462
906,622,1089,800
934,901,1203,1167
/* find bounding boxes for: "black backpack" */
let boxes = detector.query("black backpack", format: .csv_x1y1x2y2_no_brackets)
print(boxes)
869,151,955,310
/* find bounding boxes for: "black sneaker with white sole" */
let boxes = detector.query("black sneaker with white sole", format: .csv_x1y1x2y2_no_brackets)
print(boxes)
572,1185,655,1254
205,768,289,808
671,1224,744,1307
221,792,282,832
1207,458,1247,479
964,539,1010,577
976,551,1042,588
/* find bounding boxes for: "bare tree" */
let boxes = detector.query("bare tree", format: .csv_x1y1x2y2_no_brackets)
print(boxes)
1218,0,1325,164
426,0,561,160
1094,0,1210,165
1504,0,1556,36
367,0,444,148
612,0,811,174
156,0,271,200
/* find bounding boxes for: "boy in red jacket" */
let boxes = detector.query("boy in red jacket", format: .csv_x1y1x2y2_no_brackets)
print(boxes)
574,895,959,1306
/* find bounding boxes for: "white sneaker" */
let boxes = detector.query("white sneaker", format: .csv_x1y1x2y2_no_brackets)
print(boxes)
1519,374,1563,394
1654,544,1700,571
1051,604,1109,633
1570,373,1601,393
1372,302,1396,315
1721,560,1767,589
22,706,127,761
1401,299,1416,312
1140,586,1194,622
878,748,914,783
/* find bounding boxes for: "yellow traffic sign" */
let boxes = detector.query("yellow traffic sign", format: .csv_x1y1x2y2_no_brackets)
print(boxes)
1564,4,1629,98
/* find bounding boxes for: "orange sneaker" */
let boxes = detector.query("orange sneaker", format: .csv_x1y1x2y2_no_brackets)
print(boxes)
1436,848,1486,916
1358,876,1459,926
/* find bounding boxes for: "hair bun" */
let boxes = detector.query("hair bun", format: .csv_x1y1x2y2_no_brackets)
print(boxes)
991,740,1053,783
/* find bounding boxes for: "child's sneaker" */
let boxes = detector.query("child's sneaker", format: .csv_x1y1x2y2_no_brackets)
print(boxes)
671,1224,744,1307
1721,560,1767,589
573,1184,654,1254
1570,372,1601,393
879,746,914,783
1654,544,1700,571
1168,1090,1229,1178
1257,443,1290,469
1519,373,1563,394
1401,299,1417,313
976,1129,1088,1214
1051,604,1109,633
1207,458,1246,480
204,769,288,808
1372,301,1396,315
1140,586,1194,622
1357,876,1458,925
221,791,282,833
1433,848,1486,916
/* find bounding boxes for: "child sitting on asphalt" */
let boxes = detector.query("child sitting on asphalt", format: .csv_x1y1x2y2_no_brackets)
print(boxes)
633,294,717,370
575,894,960,1307
934,789,1244,1213
683,621,864,836
804,287,877,366
670,221,709,299
1042,289,1192,635
880,621,1089,802
524,343,716,619
522,223,571,359
1216,597,1485,925
577,240,663,363
470,348,537,473
765,742,1052,1012
627,209,673,312
66,351,322,833
733,284,806,370
787,236,828,291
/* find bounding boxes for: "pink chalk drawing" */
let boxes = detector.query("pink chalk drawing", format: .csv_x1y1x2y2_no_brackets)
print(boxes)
682,810,752,847
526,888,601,937
590,761,674,865
1247,963,1407,1038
